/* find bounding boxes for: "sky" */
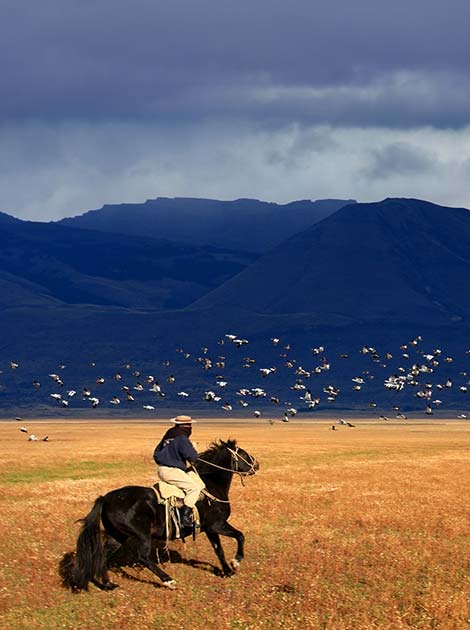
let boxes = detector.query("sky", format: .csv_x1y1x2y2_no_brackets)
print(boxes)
2,0,470,220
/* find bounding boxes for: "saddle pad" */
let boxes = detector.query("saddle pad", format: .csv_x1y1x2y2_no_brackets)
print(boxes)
156,469,206,500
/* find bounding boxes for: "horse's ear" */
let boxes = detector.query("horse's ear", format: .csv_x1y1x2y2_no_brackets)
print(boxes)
225,437,237,449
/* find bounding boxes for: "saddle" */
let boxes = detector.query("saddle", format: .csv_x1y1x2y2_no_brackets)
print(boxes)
152,470,205,540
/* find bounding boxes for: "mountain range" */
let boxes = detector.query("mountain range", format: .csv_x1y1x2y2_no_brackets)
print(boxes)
0,215,256,310
194,198,470,325
58,197,355,252
1,196,470,415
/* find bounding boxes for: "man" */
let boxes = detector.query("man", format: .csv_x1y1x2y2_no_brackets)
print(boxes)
153,415,200,528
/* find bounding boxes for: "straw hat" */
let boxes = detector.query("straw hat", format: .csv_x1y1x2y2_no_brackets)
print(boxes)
171,415,196,424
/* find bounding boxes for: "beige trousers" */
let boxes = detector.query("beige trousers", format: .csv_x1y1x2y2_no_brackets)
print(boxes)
157,466,201,508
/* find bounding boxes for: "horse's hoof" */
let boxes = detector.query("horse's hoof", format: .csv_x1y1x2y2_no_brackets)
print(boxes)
104,582,119,591
163,579,177,590
229,558,240,572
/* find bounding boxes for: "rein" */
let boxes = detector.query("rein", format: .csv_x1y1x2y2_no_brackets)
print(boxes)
197,446,258,489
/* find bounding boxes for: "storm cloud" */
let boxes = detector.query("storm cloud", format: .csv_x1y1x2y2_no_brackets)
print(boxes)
2,0,470,219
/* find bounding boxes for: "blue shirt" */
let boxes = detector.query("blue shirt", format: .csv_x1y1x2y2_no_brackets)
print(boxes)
154,434,198,471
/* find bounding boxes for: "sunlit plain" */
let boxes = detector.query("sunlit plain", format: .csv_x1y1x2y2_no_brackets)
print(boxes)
1,419,469,630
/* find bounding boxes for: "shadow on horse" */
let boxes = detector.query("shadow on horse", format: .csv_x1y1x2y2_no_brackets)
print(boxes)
60,439,259,591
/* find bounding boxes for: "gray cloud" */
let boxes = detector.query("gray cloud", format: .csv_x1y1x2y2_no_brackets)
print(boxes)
2,121,470,221
2,1,470,220
365,142,437,179
1,1,470,128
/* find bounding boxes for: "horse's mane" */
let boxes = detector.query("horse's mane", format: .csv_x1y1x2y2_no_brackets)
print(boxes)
199,438,237,462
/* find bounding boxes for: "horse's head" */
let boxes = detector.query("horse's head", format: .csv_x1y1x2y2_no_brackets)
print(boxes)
224,439,259,476
198,439,259,477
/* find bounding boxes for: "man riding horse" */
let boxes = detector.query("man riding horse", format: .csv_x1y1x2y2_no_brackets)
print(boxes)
153,415,201,528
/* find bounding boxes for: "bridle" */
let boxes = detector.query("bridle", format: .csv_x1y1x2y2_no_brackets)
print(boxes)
197,445,258,485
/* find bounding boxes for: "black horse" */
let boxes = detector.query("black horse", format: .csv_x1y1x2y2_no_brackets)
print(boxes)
60,439,259,591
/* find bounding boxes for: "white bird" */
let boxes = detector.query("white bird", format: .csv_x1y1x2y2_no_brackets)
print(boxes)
254,410,261,418
233,338,248,347
178,391,189,397
259,367,277,377
28,434,38,441
143,405,155,410
20,426,28,433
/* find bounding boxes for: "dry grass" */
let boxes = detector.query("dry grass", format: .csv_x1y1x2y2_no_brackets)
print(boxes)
1,418,470,630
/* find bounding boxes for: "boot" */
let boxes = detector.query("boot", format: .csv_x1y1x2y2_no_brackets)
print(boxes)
180,505,194,528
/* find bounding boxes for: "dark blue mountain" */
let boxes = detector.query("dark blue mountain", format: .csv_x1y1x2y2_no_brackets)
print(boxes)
2,198,470,416
0,216,256,309
58,197,356,252
194,198,470,325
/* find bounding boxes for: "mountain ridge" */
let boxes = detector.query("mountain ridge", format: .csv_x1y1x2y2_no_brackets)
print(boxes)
0,217,257,310
57,196,356,252
191,198,470,324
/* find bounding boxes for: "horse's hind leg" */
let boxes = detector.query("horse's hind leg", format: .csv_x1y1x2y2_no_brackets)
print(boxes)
91,537,121,590
134,537,177,589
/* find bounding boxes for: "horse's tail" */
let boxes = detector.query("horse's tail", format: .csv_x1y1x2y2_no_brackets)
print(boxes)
59,496,105,592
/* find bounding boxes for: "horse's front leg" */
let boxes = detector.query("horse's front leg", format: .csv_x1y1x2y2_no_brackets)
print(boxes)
206,522,245,576
206,531,233,576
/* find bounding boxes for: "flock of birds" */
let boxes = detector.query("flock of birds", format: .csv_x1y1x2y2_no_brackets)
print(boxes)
4,332,470,440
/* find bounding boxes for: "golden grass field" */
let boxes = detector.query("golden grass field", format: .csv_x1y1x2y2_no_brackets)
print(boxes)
0,418,469,630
